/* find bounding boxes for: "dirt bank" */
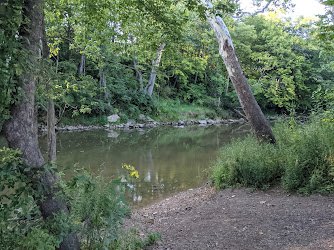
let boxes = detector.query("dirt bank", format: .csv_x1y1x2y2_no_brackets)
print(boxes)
126,185,334,250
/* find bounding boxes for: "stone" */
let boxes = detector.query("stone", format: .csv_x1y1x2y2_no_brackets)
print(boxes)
107,114,120,123
178,120,185,125
126,119,134,125
139,114,146,121
198,120,207,125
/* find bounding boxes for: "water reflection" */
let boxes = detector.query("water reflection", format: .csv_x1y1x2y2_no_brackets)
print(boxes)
2,124,250,208
43,124,250,208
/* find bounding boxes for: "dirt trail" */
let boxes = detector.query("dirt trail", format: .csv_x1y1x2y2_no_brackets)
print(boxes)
126,185,334,250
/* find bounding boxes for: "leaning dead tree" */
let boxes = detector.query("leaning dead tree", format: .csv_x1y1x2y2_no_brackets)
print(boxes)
202,0,276,143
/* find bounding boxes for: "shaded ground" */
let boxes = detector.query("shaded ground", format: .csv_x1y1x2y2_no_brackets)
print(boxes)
126,185,334,250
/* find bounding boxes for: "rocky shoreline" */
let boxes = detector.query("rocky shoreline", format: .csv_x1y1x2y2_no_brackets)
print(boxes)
39,117,251,133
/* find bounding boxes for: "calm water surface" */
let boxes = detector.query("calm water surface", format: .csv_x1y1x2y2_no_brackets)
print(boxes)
3,124,250,208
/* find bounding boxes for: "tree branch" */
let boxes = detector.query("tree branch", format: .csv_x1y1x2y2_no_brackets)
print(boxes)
232,0,278,18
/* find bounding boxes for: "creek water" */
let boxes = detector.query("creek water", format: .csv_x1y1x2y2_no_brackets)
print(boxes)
1,124,250,208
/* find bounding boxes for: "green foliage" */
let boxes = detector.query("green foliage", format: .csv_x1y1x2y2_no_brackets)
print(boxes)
311,85,334,116
0,147,60,249
143,231,162,245
114,229,162,250
155,98,218,121
212,120,334,194
59,168,130,249
231,15,321,111
19,228,59,250
0,149,152,249
0,0,26,130
212,136,282,189
109,85,157,120
315,0,334,51
275,120,334,194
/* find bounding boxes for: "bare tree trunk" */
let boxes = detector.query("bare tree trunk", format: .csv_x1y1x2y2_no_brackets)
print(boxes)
216,57,220,106
145,43,166,97
204,0,275,143
133,53,143,90
4,1,79,248
99,67,110,105
56,52,59,73
47,97,57,163
225,76,229,94
78,53,85,75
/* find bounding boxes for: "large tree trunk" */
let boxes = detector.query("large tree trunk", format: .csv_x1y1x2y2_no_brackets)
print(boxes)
145,43,166,97
3,1,79,249
204,0,275,143
41,14,57,165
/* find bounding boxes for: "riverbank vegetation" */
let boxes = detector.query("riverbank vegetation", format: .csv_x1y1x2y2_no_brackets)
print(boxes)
0,152,160,249
212,66,334,193
212,112,334,194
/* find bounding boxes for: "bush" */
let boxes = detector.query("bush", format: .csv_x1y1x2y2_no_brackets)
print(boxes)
212,136,282,189
0,147,56,249
212,119,334,194
0,149,153,249
275,121,334,194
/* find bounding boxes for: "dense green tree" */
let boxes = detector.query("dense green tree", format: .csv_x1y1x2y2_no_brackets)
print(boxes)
231,15,313,110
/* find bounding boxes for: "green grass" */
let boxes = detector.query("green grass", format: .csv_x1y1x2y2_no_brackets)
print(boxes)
58,98,233,125
212,119,334,194
154,98,229,121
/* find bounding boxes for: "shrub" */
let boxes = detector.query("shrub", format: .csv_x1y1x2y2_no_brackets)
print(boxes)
212,136,282,189
0,147,56,249
0,149,152,249
274,121,334,194
212,119,334,194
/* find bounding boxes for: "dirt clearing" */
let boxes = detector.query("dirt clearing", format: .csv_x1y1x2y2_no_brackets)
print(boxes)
126,185,334,249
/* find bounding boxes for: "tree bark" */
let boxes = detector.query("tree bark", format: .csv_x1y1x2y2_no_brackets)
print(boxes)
47,97,57,163
99,67,110,105
204,0,275,143
145,43,166,97
78,53,85,75
3,1,79,249
41,13,57,165
133,53,144,90
226,76,229,94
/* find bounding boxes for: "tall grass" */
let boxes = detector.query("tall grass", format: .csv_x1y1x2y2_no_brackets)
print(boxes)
212,119,334,194
154,98,228,121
